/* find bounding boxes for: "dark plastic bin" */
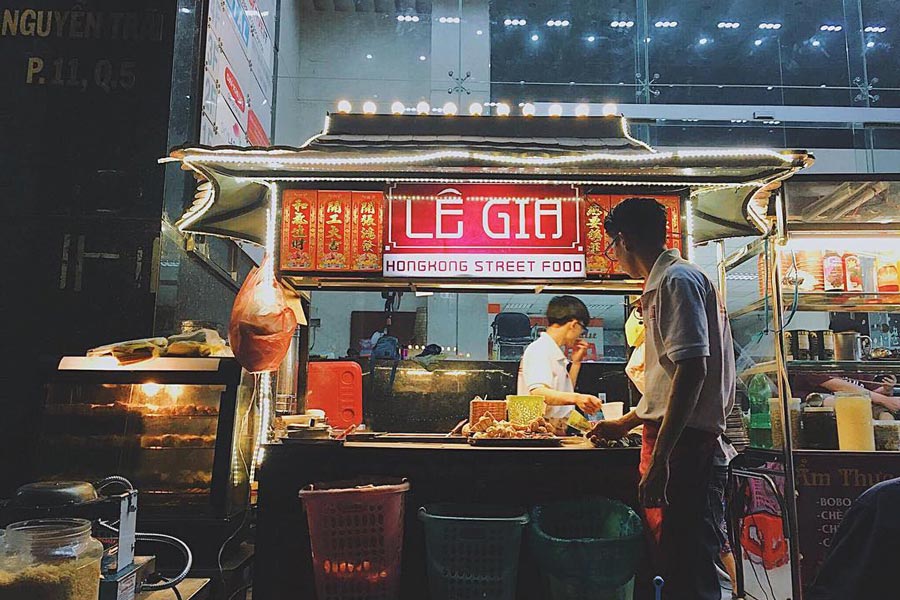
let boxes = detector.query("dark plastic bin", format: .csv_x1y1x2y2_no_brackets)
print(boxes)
299,478,410,600
529,498,643,599
419,504,530,600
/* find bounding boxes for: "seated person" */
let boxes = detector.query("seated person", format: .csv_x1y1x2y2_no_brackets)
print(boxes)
792,372,899,416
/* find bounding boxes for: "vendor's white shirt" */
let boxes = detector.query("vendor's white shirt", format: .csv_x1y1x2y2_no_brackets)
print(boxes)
517,332,575,419
637,249,736,434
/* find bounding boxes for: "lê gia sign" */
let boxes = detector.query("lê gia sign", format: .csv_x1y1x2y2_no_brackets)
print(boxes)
384,184,585,278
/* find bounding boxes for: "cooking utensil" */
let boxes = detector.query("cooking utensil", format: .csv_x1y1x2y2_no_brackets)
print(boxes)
447,419,468,437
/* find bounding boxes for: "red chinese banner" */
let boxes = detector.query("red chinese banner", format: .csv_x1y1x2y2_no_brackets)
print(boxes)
316,191,353,270
351,192,384,271
584,195,613,275
280,189,317,270
585,194,683,275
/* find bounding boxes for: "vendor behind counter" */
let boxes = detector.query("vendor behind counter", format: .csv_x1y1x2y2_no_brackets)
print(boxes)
314,357,630,433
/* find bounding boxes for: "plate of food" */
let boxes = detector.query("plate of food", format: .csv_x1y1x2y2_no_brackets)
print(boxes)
464,413,562,447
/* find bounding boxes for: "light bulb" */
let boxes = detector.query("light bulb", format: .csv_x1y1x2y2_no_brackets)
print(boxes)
142,382,162,397
469,102,483,116
391,101,405,114
496,102,510,116
522,103,536,116
442,101,458,115
601,102,618,116
336,99,352,113
416,101,430,114
362,101,377,114
575,103,590,117
548,103,563,117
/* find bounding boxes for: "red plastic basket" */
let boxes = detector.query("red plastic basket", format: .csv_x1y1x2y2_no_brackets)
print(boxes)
299,478,410,600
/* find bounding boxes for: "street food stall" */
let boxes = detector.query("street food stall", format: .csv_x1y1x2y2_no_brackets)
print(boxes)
165,112,812,599
716,176,900,598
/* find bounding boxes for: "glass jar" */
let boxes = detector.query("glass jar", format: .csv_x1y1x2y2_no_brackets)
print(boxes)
834,392,876,451
801,406,839,450
0,518,102,600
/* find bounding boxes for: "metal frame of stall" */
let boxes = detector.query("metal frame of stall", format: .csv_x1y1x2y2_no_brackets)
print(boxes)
716,175,900,600
164,112,814,598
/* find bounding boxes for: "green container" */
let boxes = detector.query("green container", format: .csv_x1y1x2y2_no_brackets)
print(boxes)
419,504,529,600
529,498,643,599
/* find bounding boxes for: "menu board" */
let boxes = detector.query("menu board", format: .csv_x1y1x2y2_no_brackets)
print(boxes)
794,451,900,587
201,0,274,146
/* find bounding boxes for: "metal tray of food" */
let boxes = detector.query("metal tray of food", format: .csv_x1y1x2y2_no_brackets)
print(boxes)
467,436,562,447
374,433,469,444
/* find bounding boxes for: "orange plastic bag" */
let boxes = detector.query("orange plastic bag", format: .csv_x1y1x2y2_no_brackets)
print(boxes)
229,258,298,373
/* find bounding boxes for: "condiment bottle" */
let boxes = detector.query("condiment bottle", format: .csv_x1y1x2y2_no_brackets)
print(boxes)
842,252,863,292
822,249,845,292
876,257,900,293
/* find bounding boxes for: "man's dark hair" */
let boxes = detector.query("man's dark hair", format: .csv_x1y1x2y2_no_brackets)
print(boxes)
546,295,590,327
604,197,668,247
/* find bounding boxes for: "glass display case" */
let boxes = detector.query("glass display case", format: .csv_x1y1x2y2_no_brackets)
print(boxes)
31,357,257,519
718,177,900,598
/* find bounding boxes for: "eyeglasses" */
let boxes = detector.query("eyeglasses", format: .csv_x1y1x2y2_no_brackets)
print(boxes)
579,321,589,335
602,233,620,261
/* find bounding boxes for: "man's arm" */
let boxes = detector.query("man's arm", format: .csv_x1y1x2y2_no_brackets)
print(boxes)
822,377,900,412
640,356,708,507
588,409,643,441
569,361,582,388
530,385,602,414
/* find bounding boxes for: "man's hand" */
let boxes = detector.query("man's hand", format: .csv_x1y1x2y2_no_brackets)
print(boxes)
876,374,897,396
571,339,589,363
588,417,630,442
574,394,602,415
639,458,670,508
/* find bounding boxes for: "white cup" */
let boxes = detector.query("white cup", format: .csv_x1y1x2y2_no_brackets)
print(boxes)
602,402,624,421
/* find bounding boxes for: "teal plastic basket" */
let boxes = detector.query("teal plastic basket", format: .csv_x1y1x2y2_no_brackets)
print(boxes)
529,498,643,598
419,504,529,600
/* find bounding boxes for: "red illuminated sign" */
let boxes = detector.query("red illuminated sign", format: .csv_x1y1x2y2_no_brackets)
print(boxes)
384,184,584,278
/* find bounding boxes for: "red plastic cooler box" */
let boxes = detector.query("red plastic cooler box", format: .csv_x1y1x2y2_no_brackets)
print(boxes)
306,361,363,428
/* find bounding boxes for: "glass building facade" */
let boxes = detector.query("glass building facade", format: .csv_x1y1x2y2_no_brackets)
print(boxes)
275,0,900,167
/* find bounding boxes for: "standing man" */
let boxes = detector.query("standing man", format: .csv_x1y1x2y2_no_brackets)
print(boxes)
518,295,602,434
590,198,735,600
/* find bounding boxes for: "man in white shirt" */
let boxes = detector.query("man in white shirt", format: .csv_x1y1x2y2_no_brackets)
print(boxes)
589,198,736,600
517,296,602,433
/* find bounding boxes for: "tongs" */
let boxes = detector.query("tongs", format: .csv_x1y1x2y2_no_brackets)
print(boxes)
447,419,468,437
334,424,359,440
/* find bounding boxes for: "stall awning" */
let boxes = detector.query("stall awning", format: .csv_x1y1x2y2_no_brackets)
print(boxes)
165,114,813,246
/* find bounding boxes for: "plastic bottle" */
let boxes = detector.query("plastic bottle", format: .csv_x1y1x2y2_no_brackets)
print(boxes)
842,252,863,292
876,252,900,293
748,373,774,449
822,249,845,292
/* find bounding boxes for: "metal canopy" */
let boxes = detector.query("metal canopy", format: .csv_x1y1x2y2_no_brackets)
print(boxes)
166,114,813,246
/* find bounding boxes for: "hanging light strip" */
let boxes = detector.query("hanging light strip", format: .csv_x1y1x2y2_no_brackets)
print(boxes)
228,175,780,188
181,147,796,168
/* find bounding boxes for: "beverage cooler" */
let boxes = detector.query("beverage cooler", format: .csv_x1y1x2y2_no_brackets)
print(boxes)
27,356,259,563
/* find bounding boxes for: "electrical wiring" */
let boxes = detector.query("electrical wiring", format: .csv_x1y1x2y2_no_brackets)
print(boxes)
98,520,193,593
217,378,257,597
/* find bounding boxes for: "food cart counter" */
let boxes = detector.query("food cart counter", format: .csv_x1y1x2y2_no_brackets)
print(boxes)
254,439,640,600
165,111,812,599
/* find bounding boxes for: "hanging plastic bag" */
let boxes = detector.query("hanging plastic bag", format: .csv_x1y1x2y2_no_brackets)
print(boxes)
229,258,300,373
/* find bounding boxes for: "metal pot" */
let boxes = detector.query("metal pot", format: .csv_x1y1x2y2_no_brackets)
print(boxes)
833,332,872,361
